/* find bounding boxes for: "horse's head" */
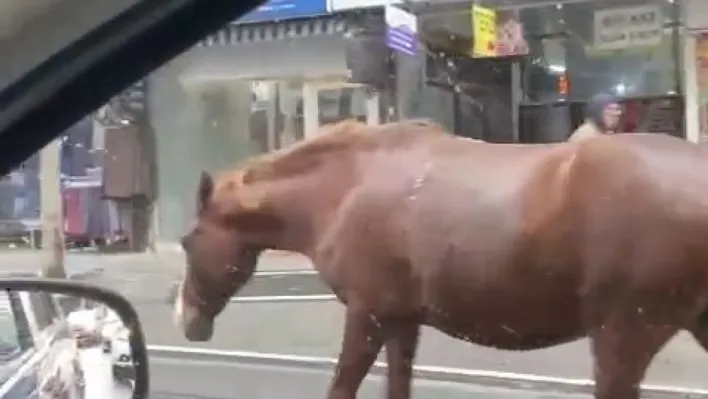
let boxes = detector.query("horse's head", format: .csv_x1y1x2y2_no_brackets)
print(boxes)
174,170,270,341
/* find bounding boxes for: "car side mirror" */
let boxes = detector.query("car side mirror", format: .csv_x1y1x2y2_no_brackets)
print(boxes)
0,278,148,399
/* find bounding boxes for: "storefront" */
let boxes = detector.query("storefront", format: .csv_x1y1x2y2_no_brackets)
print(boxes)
384,0,684,143
147,0,387,247
147,0,687,249
683,0,708,143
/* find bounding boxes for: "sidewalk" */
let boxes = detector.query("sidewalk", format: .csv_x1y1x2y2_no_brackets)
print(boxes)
0,249,315,305
0,249,313,276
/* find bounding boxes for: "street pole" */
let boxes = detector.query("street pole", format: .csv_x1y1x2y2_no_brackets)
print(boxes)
39,138,66,279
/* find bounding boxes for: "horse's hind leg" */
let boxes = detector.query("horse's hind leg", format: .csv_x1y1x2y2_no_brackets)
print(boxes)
590,321,677,399
383,319,420,399
327,302,383,399
689,310,708,351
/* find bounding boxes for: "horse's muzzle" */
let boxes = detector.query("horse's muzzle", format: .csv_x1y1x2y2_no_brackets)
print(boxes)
182,313,214,342
173,279,215,342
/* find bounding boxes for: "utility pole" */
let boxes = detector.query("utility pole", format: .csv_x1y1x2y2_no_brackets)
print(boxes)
39,138,66,279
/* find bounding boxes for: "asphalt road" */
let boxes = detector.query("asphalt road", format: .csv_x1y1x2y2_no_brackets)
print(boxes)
163,273,331,301
147,355,595,399
146,354,707,399
231,273,330,297
59,266,708,392
132,300,708,392
3,252,708,393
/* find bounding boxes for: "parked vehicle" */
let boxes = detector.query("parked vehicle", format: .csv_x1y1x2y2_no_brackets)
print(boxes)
65,302,135,386
0,274,138,398
0,276,78,398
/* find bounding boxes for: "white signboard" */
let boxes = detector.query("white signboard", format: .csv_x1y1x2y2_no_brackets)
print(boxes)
328,0,401,12
686,0,708,30
593,5,663,51
385,5,417,56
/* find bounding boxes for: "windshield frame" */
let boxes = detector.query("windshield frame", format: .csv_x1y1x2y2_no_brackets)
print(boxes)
0,0,265,175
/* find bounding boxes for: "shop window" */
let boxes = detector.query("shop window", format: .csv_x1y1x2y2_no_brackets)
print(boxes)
618,96,683,137
696,33,708,142
317,87,367,126
249,83,273,154
516,0,681,143
522,36,568,103
276,81,304,149
519,0,679,102
519,103,572,143
561,0,679,100
519,5,568,103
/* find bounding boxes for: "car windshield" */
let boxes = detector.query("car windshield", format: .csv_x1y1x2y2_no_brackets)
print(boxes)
0,0,145,92
0,0,705,398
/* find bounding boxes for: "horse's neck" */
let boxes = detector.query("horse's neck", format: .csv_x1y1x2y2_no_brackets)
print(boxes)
266,157,357,257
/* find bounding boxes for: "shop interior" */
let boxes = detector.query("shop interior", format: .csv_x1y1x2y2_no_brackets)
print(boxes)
408,0,683,143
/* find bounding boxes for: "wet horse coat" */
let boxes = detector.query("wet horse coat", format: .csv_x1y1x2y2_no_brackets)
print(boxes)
175,120,708,399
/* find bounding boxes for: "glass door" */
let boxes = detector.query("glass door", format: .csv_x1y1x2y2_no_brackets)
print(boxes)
301,81,380,138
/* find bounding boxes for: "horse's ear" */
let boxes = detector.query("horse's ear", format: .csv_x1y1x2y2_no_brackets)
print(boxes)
197,171,214,210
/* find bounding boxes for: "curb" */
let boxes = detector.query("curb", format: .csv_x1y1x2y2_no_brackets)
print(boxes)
146,346,708,398
69,268,105,281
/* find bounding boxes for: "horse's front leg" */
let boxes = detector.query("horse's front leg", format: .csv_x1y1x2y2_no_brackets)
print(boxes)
327,302,383,399
384,320,420,399
590,320,677,399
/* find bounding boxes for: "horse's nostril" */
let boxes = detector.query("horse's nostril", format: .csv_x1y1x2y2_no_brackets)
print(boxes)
180,235,190,251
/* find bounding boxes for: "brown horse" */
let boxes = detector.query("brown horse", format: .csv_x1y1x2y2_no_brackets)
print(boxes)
174,120,708,399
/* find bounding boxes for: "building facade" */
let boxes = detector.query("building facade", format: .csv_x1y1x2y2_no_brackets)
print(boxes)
683,0,708,143
388,0,683,142
147,0,388,248
146,0,692,249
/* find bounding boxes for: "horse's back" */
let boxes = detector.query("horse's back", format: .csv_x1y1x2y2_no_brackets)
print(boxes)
555,134,708,326
326,135,584,343
348,133,708,342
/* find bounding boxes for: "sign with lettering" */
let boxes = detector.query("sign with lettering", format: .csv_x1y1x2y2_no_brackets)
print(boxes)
696,33,708,142
471,5,496,57
237,0,328,24
593,5,663,51
329,0,402,11
385,6,418,56
471,6,528,58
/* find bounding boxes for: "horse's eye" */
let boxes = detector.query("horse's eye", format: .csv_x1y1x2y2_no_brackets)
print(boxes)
180,234,191,251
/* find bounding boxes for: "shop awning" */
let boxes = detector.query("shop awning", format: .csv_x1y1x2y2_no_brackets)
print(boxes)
198,14,351,47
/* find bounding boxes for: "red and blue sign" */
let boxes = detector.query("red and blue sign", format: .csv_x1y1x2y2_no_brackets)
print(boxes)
236,0,328,24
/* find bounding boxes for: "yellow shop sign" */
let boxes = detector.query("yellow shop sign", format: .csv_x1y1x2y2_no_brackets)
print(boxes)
471,4,496,57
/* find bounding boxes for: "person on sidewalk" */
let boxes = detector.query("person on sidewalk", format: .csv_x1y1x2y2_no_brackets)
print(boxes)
568,93,623,143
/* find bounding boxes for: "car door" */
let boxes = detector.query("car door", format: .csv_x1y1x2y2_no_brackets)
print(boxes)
0,290,39,399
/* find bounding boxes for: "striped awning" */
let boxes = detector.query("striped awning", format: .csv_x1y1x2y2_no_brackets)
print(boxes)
198,14,351,47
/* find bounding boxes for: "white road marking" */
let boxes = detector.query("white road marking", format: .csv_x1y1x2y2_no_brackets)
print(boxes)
229,294,336,303
146,345,708,396
173,279,185,329
253,270,318,277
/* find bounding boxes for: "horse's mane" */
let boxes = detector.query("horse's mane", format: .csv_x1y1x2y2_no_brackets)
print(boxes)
213,119,446,194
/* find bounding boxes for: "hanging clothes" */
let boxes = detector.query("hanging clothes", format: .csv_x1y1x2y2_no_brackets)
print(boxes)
102,125,152,199
61,116,94,177
62,185,87,238
18,153,40,219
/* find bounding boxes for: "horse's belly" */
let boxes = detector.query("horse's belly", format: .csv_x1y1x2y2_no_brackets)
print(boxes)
423,293,585,351
429,319,583,350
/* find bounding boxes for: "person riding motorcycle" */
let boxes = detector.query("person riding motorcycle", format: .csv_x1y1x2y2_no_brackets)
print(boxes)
568,93,623,142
